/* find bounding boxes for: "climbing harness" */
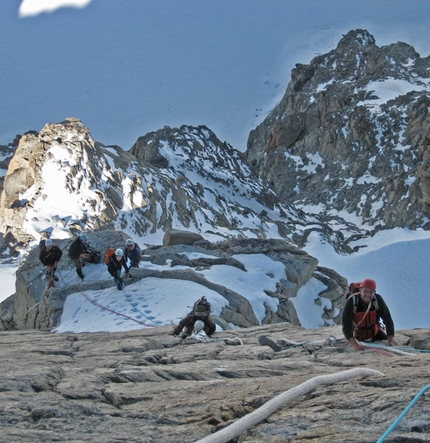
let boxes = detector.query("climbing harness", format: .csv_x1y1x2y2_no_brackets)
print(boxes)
376,384,430,442
352,298,374,340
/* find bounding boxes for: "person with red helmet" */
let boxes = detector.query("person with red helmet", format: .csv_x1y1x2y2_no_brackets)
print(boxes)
342,278,395,351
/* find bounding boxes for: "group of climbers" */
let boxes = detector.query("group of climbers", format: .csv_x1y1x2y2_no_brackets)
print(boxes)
39,231,216,338
39,233,142,289
38,231,396,346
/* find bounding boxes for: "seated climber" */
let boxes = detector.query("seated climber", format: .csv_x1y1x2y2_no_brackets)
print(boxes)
171,296,216,338
107,249,129,290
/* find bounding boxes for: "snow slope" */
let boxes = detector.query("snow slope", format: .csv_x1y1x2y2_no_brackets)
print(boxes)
48,227,430,334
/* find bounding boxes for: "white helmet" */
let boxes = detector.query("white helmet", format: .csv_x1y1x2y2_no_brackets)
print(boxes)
125,239,134,248
115,249,124,256
193,320,205,333
45,239,53,247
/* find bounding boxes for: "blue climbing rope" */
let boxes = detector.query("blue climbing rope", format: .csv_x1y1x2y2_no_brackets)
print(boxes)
376,384,430,442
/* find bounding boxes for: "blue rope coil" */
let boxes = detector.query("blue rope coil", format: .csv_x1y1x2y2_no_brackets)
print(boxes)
376,384,430,442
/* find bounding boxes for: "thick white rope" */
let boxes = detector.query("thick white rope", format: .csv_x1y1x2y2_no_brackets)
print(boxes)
194,368,384,443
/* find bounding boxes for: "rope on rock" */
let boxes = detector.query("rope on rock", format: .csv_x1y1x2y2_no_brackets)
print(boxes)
360,342,416,356
376,384,430,443
194,368,384,443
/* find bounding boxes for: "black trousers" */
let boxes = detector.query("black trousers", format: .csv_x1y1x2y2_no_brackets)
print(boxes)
173,314,216,336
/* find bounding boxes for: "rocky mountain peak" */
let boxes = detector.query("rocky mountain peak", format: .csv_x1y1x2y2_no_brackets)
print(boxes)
1,29,430,335
246,29,430,237
336,28,376,50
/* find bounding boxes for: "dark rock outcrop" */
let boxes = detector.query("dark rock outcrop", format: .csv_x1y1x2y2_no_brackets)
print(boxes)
246,29,430,231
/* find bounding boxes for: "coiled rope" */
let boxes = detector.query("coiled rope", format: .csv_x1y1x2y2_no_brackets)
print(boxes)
376,384,430,442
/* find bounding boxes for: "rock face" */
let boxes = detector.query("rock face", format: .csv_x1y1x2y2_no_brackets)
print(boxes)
246,29,430,235
2,230,129,331
1,323,429,443
0,232,346,332
1,30,429,334
0,119,331,256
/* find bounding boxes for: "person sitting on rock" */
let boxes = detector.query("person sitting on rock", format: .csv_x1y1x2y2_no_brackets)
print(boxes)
68,233,92,281
107,249,129,290
171,296,216,338
342,278,395,351
39,239,63,284
124,238,141,268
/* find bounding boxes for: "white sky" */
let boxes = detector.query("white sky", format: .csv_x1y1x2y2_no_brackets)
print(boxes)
1,1,430,334
2,1,430,151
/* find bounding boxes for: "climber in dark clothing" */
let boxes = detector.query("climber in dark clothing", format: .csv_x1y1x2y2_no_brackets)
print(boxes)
68,234,91,280
124,238,141,268
107,249,129,290
342,278,395,351
171,297,216,338
39,239,63,282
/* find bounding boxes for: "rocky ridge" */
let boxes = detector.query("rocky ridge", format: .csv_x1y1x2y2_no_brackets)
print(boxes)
1,323,430,443
246,29,430,235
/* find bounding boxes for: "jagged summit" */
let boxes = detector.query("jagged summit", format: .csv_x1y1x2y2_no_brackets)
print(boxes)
337,29,376,47
1,117,361,256
246,29,430,240
3,30,429,257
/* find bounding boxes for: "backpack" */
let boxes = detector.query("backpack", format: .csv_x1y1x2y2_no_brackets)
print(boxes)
86,250,101,264
104,248,116,265
345,282,361,299
193,296,211,318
